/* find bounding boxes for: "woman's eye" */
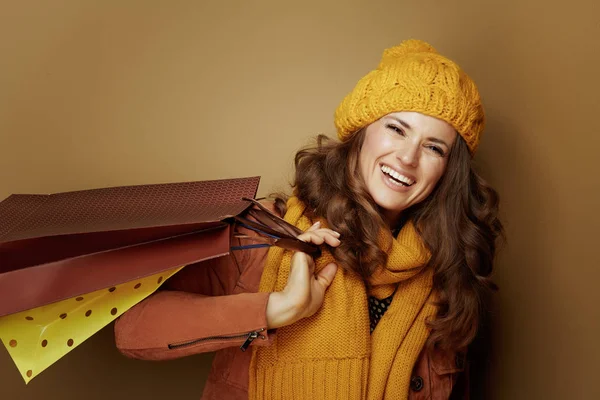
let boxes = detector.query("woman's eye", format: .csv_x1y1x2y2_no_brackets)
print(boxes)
428,145,445,156
386,124,405,136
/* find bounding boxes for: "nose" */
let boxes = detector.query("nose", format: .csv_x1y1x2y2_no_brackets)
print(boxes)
397,141,419,167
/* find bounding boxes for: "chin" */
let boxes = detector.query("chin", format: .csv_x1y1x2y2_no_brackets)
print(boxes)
374,199,407,216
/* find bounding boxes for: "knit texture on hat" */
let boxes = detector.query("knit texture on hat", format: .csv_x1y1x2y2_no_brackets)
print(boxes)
334,39,485,154
248,197,437,399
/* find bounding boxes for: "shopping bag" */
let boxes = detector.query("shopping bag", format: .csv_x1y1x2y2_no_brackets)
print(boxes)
0,176,260,382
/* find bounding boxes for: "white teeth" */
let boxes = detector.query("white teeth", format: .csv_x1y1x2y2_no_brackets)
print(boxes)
380,165,415,186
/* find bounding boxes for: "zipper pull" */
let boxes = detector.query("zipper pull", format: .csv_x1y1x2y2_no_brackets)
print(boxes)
240,329,264,352
240,331,258,352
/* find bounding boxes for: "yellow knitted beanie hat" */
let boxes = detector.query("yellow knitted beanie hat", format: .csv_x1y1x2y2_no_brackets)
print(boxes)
334,39,485,154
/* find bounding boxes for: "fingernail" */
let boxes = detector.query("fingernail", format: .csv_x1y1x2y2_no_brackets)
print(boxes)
312,221,321,228
332,231,341,237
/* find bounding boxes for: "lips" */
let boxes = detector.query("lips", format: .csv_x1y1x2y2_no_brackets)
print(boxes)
380,165,416,186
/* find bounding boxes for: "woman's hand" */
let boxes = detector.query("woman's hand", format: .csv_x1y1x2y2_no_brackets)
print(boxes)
266,222,340,329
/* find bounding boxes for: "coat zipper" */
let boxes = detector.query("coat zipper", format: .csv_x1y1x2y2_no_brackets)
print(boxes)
168,328,265,352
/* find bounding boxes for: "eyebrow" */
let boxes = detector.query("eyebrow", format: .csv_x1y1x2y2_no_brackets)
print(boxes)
387,116,451,149
389,116,412,131
427,137,450,148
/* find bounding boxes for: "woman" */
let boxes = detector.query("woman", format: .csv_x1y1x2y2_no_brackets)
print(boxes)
115,39,503,399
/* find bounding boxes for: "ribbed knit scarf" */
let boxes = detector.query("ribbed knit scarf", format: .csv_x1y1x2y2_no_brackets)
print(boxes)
249,197,438,400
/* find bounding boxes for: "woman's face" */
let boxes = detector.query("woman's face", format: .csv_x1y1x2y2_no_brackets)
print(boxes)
359,111,457,226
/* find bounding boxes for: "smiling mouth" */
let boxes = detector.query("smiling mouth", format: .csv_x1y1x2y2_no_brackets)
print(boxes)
381,165,415,187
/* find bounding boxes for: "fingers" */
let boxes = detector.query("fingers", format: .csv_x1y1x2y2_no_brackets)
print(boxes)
281,258,338,325
306,221,322,232
298,226,341,248
289,251,314,285
315,262,338,289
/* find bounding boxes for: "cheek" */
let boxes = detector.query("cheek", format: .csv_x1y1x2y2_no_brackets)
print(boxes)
358,152,368,180
358,137,378,176
422,162,448,190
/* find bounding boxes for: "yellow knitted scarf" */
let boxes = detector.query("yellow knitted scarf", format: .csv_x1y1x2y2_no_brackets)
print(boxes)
249,197,438,399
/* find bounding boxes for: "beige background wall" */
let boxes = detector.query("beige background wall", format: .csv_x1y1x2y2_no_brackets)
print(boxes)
1,1,598,399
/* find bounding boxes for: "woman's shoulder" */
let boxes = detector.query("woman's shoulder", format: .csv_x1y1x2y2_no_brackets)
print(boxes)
160,199,280,294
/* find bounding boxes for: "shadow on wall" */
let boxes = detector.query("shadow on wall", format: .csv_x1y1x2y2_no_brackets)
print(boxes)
474,110,556,400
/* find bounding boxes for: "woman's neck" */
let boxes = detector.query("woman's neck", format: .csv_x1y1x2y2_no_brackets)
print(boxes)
381,209,403,234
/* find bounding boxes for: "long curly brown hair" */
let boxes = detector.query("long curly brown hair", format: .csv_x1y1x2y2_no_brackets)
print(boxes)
273,129,503,353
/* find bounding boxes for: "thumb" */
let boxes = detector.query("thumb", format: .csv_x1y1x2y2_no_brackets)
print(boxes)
315,263,338,288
